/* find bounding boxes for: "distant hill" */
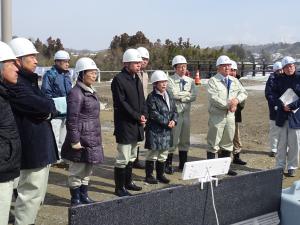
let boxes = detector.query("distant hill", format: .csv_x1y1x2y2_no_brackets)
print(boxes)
218,42,300,56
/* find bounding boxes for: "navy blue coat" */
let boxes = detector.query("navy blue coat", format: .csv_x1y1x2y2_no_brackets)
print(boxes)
272,73,300,128
61,82,104,164
111,68,147,144
145,90,178,150
6,70,59,169
0,82,21,182
265,72,280,120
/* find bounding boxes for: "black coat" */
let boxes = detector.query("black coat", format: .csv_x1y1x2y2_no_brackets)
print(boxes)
235,79,245,123
6,70,59,169
111,68,147,144
61,83,104,164
0,83,21,182
145,90,178,150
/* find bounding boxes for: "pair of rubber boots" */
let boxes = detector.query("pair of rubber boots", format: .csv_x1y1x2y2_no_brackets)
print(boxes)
70,184,95,206
114,162,142,197
165,151,187,175
207,150,238,176
145,161,170,184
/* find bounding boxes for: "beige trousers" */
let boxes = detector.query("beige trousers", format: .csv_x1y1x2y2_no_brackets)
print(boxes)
0,179,14,225
145,149,169,162
68,161,93,188
115,143,138,168
14,166,50,225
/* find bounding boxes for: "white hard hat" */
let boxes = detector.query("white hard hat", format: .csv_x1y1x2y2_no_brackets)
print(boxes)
151,70,168,84
273,61,282,72
281,56,296,68
9,37,39,58
137,47,149,59
54,50,70,60
75,57,99,74
0,41,16,62
172,55,187,67
123,49,143,63
231,60,238,70
216,55,232,66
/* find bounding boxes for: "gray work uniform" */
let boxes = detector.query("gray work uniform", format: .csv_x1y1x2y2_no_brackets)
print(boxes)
206,73,248,153
168,73,197,152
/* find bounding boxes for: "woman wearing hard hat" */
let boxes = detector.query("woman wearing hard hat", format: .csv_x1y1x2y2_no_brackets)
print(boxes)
271,56,300,177
0,41,21,225
7,37,58,225
61,57,104,206
144,70,178,184
166,55,197,174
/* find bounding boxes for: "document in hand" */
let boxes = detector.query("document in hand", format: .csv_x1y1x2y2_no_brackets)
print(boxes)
53,97,67,114
279,88,299,113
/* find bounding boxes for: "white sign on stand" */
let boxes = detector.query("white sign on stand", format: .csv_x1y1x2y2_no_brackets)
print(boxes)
182,158,231,189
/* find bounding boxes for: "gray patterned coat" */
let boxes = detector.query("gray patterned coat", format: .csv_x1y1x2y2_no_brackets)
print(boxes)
145,90,178,150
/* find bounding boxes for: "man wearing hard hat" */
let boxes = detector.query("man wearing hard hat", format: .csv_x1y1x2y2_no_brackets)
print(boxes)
111,49,147,197
132,47,150,169
41,50,72,163
206,55,248,176
167,55,197,174
265,61,282,157
0,41,21,225
7,37,59,225
271,56,300,177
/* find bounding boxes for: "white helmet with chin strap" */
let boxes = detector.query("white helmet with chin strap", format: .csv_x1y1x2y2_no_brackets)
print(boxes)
281,56,296,68
216,55,232,66
75,57,99,74
151,70,168,84
9,37,39,58
172,55,187,67
137,47,149,59
273,61,282,72
0,41,16,62
123,49,143,63
54,50,70,60
231,60,238,70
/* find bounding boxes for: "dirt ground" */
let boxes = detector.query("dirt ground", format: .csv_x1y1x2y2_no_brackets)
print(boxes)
9,78,300,225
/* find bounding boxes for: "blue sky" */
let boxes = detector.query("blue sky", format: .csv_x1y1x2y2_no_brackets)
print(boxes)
10,0,300,50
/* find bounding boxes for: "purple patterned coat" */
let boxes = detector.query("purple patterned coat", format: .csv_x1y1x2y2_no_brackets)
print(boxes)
61,82,104,164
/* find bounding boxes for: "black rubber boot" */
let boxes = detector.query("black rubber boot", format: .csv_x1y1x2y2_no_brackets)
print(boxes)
133,147,145,169
233,153,247,165
125,162,142,191
80,185,95,204
114,167,132,197
145,161,158,184
69,187,81,206
221,151,237,176
165,153,174,174
156,161,170,184
178,151,188,171
218,150,225,158
207,152,216,159
13,188,18,199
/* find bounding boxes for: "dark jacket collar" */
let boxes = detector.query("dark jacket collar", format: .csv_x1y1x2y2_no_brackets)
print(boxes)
0,81,9,99
54,65,69,74
18,69,38,83
121,67,137,80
